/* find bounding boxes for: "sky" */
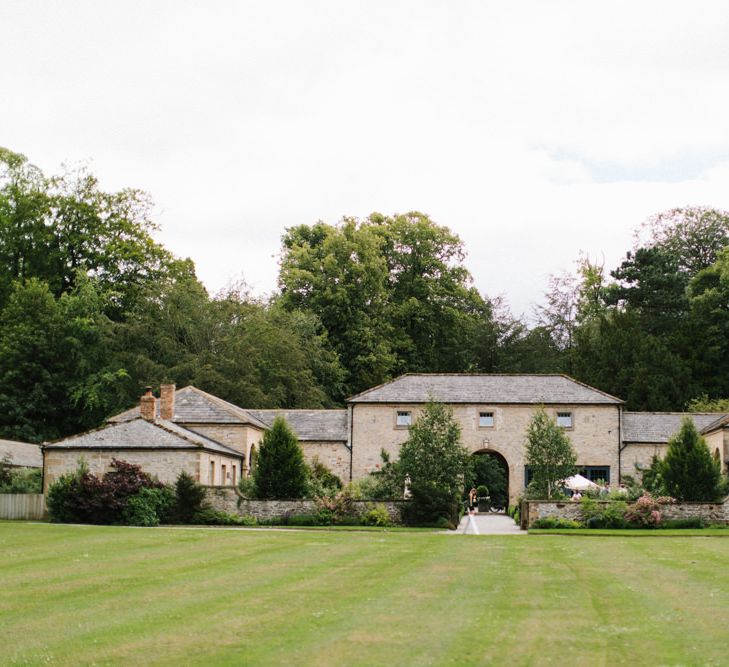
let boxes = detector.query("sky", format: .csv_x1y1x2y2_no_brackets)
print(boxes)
2,1,729,317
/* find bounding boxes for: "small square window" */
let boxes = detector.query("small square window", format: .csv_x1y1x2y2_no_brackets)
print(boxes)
396,411,412,427
556,412,572,428
479,411,494,428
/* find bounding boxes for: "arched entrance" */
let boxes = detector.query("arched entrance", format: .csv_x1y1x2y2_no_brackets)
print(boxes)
470,449,509,513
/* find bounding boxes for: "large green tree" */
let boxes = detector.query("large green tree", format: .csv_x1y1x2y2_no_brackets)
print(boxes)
0,147,185,316
278,212,500,397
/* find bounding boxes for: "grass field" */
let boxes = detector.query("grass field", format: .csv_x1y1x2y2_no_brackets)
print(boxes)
2,522,729,666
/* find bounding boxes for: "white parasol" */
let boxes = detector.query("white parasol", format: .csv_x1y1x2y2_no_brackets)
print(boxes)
563,474,599,491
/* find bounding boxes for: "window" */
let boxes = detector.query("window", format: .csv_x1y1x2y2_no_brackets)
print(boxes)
556,412,573,428
221,464,227,484
209,461,215,485
479,411,494,428
396,411,412,427
232,465,237,486
579,466,610,484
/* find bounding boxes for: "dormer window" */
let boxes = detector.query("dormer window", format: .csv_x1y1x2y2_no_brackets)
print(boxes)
396,411,412,427
556,412,573,428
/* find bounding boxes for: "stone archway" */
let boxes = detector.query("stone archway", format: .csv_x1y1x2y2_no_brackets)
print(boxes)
471,449,509,512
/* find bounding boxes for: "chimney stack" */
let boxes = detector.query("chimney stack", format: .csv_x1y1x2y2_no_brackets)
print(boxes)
160,383,176,420
140,387,156,421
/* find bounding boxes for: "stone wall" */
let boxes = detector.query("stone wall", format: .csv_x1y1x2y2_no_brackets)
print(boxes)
205,487,405,524
351,402,621,506
523,498,729,528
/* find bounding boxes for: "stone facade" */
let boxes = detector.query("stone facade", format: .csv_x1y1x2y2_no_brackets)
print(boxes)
205,487,405,524
620,442,665,479
186,423,262,473
351,402,621,506
523,498,729,528
300,441,350,482
43,448,242,492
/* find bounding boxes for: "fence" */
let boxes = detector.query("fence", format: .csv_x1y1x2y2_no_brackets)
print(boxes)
0,494,47,520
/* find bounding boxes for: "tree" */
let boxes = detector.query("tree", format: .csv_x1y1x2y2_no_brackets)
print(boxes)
636,206,729,275
524,407,577,499
278,212,501,397
253,417,308,499
0,147,185,316
397,400,471,524
662,418,723,502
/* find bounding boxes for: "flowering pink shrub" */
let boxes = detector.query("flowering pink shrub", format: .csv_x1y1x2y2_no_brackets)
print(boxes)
624,492,675,528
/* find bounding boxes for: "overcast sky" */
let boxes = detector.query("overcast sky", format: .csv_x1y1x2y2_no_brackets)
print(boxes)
2,1,729,316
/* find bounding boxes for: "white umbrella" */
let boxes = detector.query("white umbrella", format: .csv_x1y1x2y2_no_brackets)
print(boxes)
563,474,599,491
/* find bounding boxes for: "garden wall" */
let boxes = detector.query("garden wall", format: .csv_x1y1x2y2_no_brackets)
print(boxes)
522,498,729,529
204,487,406,524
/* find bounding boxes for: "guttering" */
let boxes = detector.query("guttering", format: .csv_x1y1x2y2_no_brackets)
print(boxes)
348,403,354,482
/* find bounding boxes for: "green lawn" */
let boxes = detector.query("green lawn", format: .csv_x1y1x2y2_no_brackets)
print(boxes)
2,523,729,666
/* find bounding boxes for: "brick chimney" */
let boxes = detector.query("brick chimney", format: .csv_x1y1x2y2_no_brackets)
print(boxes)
160,383,176,421
140,386,157,421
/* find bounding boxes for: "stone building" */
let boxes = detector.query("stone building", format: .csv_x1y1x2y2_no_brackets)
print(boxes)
0,439,42,469
621,411,729,479
42,375,729,505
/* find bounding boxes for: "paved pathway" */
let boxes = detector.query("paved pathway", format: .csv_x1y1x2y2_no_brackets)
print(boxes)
456,512,526,535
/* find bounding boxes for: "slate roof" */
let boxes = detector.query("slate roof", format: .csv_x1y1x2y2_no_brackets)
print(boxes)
347,374,623,405
109,386,268,428
44,417,243,458
0,440,42,468
622,412,728,443
247,410,348,442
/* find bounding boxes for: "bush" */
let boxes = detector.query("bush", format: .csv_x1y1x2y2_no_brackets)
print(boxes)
360,504,391,527
661,518,704,529
287,514,320,526
173,471,207,523
0,467,42,493
123,487,176,527
306,457,343,499
314,486,357,524
531,517,582,529
401,482,459,527
191,508,257,526
237,476,256,498
508,504,521,525
46,468,86,523
580,498,629,529
624,492,674,528
47,458,163,524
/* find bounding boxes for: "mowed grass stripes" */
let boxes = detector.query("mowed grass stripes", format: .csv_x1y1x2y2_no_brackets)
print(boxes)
2,522,729,666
